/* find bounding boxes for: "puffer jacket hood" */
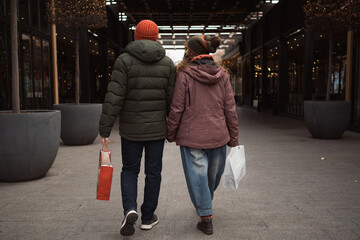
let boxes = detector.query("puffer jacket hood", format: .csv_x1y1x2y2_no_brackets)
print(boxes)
125,39,165,63
183,63,225,85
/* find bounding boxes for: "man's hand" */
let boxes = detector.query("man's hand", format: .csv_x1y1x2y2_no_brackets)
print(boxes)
101,137,110,145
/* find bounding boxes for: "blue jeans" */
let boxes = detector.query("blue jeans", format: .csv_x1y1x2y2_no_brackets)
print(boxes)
120,137,164,222
180,145,226,216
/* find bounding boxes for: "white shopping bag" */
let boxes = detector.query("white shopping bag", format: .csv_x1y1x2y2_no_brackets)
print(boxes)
222,145,246,189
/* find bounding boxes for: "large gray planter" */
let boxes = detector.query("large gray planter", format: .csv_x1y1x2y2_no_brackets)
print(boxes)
0,111,61,182
54,104,102,145
304,101,351,139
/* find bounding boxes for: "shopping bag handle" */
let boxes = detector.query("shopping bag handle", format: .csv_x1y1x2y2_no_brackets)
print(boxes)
100,142,111,165
102,142,109,152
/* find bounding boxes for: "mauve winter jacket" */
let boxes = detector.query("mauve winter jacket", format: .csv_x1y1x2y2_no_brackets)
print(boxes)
167,59,239,149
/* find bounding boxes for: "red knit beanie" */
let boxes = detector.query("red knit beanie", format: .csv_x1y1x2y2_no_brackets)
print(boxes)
134,20,159,42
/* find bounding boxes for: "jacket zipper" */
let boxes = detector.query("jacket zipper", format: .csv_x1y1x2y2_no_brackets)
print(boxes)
187,87,191,106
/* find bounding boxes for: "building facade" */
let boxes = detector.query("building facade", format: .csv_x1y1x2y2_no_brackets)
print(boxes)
0,0,127,110
224,0,360,131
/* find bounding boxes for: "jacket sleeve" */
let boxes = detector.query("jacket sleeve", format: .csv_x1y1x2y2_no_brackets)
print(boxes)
224,75,239,147
166,60,176,116
99,56,127,138
167,71,186,142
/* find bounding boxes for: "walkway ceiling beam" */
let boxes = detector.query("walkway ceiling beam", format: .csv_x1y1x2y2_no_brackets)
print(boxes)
108,0,277,49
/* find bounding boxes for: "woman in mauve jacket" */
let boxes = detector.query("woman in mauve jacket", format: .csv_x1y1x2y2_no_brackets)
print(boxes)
167,35,239,235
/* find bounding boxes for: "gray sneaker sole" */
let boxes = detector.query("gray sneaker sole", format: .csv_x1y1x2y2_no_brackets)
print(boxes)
141,219,159,230
120,211,138,236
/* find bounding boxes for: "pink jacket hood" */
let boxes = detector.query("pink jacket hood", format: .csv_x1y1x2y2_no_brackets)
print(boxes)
183,64,224,85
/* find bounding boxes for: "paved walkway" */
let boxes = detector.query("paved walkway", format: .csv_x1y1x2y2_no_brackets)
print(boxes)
1,107,360,240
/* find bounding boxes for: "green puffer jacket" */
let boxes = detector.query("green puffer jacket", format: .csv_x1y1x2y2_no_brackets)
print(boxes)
99,39,175,141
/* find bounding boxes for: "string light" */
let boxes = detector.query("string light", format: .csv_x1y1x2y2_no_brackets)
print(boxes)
48,0,107,29
303,0,360,32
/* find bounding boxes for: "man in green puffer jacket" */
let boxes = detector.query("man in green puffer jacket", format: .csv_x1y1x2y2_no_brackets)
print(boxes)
98,20,175,236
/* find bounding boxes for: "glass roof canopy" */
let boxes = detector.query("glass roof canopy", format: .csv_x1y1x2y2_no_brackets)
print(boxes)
106,0,279,50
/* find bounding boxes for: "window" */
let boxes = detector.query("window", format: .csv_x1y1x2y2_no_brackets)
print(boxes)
40,0,49,33
20,33,52,109
21,33,33,109
0,23,9,110
330,40,346,100
106,0,117,5
354,30,360,129
19,0,30,25
33,36,43,108
119,12,127,22
313,33,347,100
107,47,115,80
288,33,305,95
57,35,75,103
242,56,252,105
89,36,100,102
286,30,305,117
253,49,262,99
0,0,10,16
42,39,51,108
266,43,279,95
265,43,280,110
265,0,279,3
4,0,9,15
0,0,5,15
30,0,40,29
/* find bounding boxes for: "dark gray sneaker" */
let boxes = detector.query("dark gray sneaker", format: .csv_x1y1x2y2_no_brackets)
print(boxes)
197,215,213,235
141,214,159,230
120,210,138,236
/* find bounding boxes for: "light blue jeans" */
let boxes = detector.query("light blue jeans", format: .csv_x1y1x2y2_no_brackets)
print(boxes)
180,145,227,216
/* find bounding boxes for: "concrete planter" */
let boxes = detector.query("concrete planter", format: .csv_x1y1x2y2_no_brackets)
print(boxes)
304,101,351,139
0,111,61,182
54,104,102,145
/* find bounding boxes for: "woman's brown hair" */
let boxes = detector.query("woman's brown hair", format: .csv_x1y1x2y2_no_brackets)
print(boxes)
176,45,197,73
176,49,231,77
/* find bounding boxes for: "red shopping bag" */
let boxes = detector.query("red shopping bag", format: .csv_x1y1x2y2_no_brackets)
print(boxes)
96,143,113,201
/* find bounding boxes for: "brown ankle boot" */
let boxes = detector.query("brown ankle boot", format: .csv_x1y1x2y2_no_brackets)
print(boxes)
197,215,213,235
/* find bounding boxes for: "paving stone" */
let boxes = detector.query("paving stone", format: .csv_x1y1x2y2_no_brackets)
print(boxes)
352,227,360,237
263,217,358,230
63,231,120,240
0,229,67,240
258,229,332,240
1,107,360,240
324,230,360,240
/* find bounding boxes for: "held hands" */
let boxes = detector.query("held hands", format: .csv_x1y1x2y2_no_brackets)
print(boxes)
166,136,174,143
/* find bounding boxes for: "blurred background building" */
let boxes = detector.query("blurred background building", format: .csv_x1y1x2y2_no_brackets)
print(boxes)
0,0,359,131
